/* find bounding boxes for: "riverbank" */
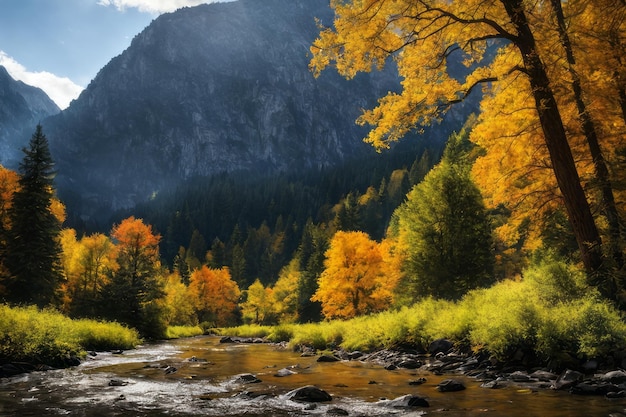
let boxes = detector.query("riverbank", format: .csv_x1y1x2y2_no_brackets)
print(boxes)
0,304,140,376
3,335,625,416
222,274,626,372
219,334,626,399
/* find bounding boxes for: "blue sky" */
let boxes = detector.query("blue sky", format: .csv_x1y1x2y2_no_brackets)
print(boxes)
0,0,231,109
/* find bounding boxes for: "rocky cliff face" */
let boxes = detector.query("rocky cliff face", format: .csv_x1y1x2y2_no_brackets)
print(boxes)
0,66,60,166
42,0,403,215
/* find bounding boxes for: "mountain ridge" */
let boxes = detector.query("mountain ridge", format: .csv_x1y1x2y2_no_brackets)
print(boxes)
0,66,60,166
40,0,406,219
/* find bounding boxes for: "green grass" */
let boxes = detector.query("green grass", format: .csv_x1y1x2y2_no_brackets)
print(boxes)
221,258,626,362
0,304,140,367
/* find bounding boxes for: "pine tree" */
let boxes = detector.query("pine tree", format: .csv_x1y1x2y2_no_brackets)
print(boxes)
5,125,63,307
393,130,494,301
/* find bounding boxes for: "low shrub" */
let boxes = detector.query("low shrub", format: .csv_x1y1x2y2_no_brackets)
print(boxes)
268,324,295,342
0,304,140,366
165,325,204,339
222,324,273,339
221,258,626,364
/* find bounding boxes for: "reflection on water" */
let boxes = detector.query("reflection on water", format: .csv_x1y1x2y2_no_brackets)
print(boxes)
1,336,625,416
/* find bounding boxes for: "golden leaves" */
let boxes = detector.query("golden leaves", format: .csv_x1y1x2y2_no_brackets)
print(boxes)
312,231,400,319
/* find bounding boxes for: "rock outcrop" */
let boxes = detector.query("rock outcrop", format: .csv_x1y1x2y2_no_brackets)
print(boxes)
41,0,407,216
0,66,60,166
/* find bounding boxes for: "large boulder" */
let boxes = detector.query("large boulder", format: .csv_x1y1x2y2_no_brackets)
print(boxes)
552,369,583,390
286,385,332,402
437,379,466,392
428,339,454,355
601,370,626,384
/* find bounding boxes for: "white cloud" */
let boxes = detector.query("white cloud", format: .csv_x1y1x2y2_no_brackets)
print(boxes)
0,51,84,110
97,0,233,14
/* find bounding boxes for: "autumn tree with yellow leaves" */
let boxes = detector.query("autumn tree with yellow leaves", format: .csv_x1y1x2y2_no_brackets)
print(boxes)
312,231,400,319
241,278,275,324
310,0,626,300
59,230,118,317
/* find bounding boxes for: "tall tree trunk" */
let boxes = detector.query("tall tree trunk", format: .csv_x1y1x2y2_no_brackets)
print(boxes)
608,32,626,128
501,0,610,296
550,0,624,271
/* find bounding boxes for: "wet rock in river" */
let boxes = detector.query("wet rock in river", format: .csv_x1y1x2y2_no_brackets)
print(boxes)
377,394,430,408
552,369,583,390
570,381,619,396
347,351,364,360
287,385,332,402
481,379,505,389
529,370,558,382
233,373,262,384
0,362,36,377
601,370,626,384
437,379,466,392
108,379,128,386
409,377,427,385
327,407,349,415
220,336,266,344
318,354,340,362
606,390,626,399
397,358,421,369
186,356,207,363
508,371,531,382
274,367,296,377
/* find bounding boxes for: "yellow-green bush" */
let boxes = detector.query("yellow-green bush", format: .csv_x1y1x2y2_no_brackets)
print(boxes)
0,304,140,366
221,258,626,362
165,325,204,339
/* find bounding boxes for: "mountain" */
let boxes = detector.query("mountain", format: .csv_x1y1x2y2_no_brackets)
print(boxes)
41,0,413,220
0,66,60,166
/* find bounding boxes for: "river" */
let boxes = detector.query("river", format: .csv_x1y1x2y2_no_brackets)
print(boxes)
0,336,624,416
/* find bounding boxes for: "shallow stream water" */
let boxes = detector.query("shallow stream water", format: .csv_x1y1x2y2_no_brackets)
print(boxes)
1,336,625,416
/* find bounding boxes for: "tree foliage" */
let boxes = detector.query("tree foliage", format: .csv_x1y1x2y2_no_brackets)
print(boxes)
241,278,275,324
59,230,117,317
312,231,400,319
0,165,20,292
392,130,494,301
189,265,241,326
310,0,626,299
102,216,165,338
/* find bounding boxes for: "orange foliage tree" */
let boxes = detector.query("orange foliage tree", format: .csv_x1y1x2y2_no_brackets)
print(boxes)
312,231,400,319
189,265,241,326
104,216,165,337
0,166,19,292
